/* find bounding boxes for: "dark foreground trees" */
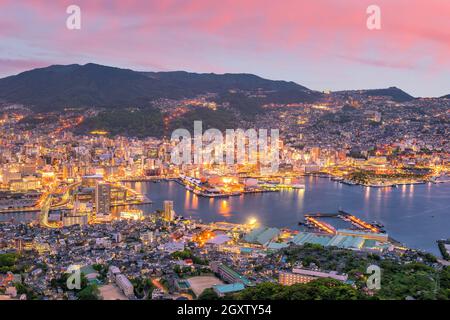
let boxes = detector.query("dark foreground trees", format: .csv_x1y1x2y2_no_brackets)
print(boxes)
235,278,363,300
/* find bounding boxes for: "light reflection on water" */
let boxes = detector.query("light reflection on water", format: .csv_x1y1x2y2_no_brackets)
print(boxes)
219,199,231,218
131,179,450,254
2,178,449,254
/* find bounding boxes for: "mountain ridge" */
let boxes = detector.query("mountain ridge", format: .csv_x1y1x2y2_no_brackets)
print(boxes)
334,86,415,102
0,63,422,111
0,63,319,110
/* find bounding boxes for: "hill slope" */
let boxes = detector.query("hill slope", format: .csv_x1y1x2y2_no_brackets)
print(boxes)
0,63,320,110
335,86,415,102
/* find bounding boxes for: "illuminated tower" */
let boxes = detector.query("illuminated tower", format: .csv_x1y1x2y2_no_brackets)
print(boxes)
163,200,175,221
95,182,111,218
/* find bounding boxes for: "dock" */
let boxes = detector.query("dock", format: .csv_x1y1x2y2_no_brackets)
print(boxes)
302,210,385,234
304,216,336,234
338,210,381,233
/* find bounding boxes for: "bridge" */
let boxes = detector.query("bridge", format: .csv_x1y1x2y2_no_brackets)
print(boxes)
0,182,81,228
39,194,61,228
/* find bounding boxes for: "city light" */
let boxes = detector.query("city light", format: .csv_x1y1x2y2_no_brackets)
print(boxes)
0,1,448,303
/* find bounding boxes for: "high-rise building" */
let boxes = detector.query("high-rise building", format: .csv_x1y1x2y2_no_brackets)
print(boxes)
95,182,111,218
113,233,122,243
310,147,321,163
163,200,175,221
14,238,23,252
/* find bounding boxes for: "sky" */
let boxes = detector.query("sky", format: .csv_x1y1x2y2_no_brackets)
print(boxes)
0,0,449,97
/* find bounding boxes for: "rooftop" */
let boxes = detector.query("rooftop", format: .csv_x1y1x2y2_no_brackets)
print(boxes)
213,282,245,294
244,226,280,245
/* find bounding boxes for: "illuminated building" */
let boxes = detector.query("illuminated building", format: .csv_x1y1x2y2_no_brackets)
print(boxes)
1,170,21,184
279,271,313,285
279,268,348,286
81,174,103,187
95,182,111,217
14,238,23,252
163,200,175,221
304,164,321,173
9,176,41,191
192,230,215,246
140,231,154,244
119,209,143,221
62,213,88,227
310,147,321,163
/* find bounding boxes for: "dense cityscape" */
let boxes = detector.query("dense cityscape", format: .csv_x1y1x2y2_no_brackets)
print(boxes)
0,1,449,307
0,87,449,301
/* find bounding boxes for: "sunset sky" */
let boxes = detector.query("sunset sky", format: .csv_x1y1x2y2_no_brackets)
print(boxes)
0,0,449,97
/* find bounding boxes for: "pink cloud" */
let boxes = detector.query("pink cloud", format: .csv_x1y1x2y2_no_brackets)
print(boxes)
0,0,449,77
337,55,415,70
0,58,50,76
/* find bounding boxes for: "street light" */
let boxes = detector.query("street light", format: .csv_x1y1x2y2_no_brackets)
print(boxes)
248,217,257,226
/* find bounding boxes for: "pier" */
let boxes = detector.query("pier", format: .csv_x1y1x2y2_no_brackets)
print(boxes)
338,210,381,233
305,216,336,234
302,210,384,234
305,212,341,218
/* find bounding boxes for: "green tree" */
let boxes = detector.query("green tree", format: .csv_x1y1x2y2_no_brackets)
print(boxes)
0,253,18,273
78,284,100,300
198,288,220,300
236,279,363,300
